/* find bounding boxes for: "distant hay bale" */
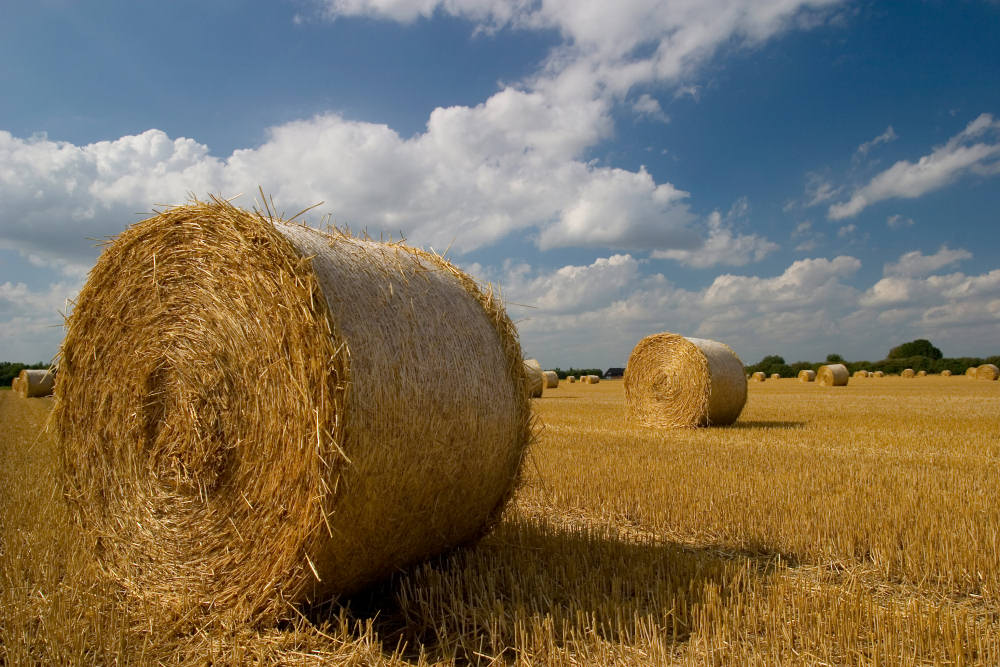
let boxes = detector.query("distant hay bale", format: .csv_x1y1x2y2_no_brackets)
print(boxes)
966,367,978,378
816,364,849,387
18,368,56,397
977,364,999,381
917,370,928,377
542,370,559,388
941,369,952,376
567,375,576,383
901,368,915,378
751,371,766,382
10,375,21,396
853,370,869,378
624,332,747,428
770,373,780,380
524,359,544,397
586,374,600,384
797,369,816,382
873,370,885,378
53,199,532,624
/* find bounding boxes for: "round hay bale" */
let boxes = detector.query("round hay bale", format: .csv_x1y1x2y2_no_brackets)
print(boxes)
624,333,747,428
852,370,868,378
542,370,559,389
587,374,600,384
797,369,816,382
816,363,849,387
873,370,885,378
901,368,915,378
770,373,780,380
917,370,928,377
751,371,766,382
54,200,532,624
977,364,999,381
524,359,544,397
941,369,952,377
567,375,576,383
965,366,977,378
19,368,56,397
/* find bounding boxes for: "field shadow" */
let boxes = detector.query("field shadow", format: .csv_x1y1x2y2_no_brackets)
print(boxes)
729,420,807,430
304,517,783,663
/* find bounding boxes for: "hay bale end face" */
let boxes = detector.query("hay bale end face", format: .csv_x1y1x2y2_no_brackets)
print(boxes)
751,371,766,382
524,359,544,397
54,200,532,624
977,364,999,381
798,369,816,382
624,332,747,428
816,364,849,387
542,370,559,388
901,368,915,378
966,367,978,378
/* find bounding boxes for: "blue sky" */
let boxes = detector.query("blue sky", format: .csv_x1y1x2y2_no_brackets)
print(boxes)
2,1,1000,368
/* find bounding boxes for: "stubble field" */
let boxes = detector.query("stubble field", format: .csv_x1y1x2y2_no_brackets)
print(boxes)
2,376,999,664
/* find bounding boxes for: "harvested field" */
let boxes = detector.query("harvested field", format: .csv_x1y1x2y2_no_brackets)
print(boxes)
3,377,1000,664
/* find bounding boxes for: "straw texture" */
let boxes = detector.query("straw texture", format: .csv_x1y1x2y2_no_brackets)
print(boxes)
524,359,544,397
798,369,816,382
54,199,533,624
977,364,999,381
542,370,559,389
18,369,55,397
817,364,849,386
624,333,747,428
751,372,766,382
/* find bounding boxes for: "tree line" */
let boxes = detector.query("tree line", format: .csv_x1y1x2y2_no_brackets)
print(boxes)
746,339,1000,377
1,361,52,387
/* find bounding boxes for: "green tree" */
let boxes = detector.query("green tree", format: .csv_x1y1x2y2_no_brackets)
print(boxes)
825,353,845,364
888,339,942,360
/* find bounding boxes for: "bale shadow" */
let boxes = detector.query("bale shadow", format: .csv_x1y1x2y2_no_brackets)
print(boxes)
303,516,784,664
729,420,807,430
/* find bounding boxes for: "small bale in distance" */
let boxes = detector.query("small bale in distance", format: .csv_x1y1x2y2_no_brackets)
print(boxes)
567,375,576,383
751,371,766,382
624,332,747,428
817,363,849,387
542,370,559,389
977,364,999,381
798,369,816,382
770,373,780,380
19,368,56,397
853,370,869,378
917,370,928,377
941,369,952,377
966,367,978,378
901,368,915,378
588,374,600,384
873,370,885,377
524,359,544,397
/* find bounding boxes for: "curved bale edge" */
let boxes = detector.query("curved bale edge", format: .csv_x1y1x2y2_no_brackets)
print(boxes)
817,364,849,387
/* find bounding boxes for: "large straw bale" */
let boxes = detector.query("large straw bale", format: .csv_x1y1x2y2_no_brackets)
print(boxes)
901,368,915,378
54,200,532,624
18,368,56,397
524,359,544,397
816,363,849,386
977,364,999,381
797,369,816,382
751,371,766,382
941,369,952,376
624,332,747,428
542,370,559,388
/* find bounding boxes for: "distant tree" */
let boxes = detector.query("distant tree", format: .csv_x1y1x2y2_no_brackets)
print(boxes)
747,355,793,377
825,353,845,364
888,339,942,360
